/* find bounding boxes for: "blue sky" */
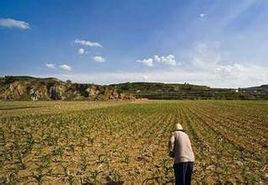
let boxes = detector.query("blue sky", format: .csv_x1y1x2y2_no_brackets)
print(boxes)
0,0,267,87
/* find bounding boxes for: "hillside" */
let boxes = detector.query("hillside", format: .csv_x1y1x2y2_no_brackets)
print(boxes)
0,76,267,100
0,76,134,101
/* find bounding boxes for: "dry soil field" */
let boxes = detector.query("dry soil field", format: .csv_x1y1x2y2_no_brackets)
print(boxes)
0,100,267,184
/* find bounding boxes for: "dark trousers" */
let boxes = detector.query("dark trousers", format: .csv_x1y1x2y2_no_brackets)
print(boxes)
173,162,193,185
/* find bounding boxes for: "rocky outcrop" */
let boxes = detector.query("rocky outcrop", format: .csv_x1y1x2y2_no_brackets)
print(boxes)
0,76,135,101
5,81,28,99
86,85,99,99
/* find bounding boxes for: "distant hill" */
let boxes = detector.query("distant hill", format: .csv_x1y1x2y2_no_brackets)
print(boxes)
0,76,267,100
111,82,268,100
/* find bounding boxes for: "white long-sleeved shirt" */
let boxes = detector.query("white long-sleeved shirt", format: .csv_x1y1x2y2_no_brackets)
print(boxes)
169,130,195,163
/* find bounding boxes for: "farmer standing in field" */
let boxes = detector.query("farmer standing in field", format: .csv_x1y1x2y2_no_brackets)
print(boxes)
169,123,195,185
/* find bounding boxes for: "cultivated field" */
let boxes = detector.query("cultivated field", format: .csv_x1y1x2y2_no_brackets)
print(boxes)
0,100,267,184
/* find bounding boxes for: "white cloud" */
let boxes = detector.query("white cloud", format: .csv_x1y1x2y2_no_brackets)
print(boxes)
185,41,268,87
45,63,56,69
59,64,72,71
154,55,176,66
0,18,30,30
199,13,206,18
137,54,176,67
74,39,102,48
78,48,85,55
93,56,105,63
136,58,154,67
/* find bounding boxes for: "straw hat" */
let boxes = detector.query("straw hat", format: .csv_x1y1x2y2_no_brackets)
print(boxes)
175,123,183,130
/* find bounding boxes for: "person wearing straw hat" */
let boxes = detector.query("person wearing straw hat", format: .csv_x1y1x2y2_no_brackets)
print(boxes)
169,123,195,185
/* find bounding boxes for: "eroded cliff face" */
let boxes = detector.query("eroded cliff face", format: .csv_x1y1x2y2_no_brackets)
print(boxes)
3,81,28,99
0,77,135,101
